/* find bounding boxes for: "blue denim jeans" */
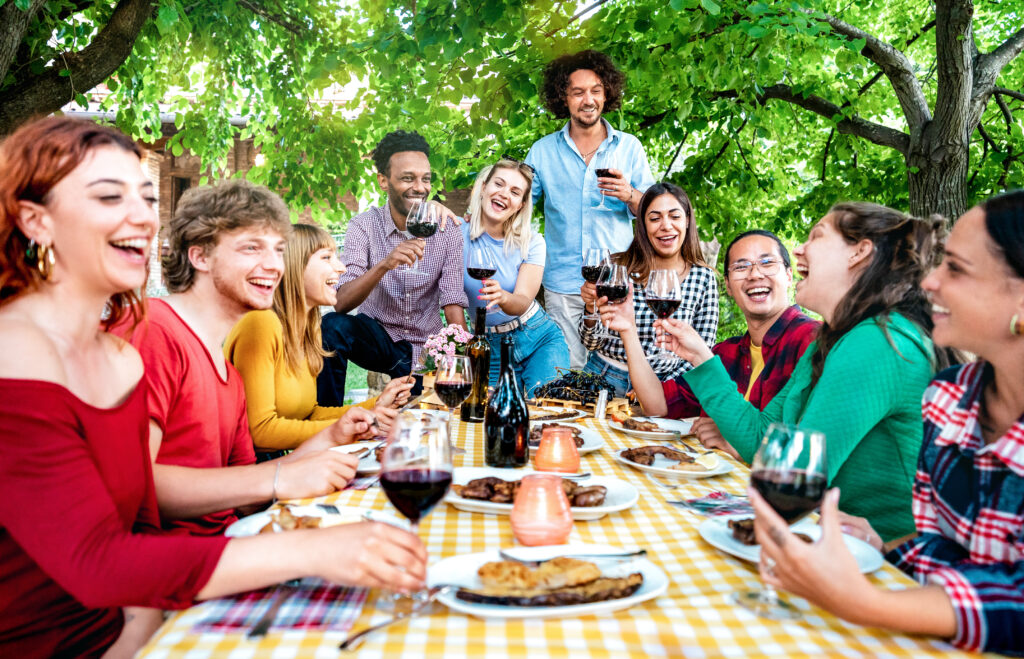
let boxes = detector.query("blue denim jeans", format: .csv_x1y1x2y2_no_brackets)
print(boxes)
486,309,570,397
582,351,631,398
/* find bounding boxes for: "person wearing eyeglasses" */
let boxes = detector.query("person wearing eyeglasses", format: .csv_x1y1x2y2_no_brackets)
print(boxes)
622,230,819,457
525,50,655,369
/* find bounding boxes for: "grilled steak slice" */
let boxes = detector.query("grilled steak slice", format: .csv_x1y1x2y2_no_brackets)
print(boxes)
729,518,758,546
454,476,604,506
528,424,585,448
622,417,662,432
621,445,693,466
570,485,607,507
456,573,643,607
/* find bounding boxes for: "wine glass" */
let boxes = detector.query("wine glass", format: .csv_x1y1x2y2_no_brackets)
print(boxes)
581,248,609,321
379,415,453,607
434,354,472,451
731,422,828,620
593,160,617,211
404,199,438,274
645,269,682,360
595,263,628,327
467,242,498,315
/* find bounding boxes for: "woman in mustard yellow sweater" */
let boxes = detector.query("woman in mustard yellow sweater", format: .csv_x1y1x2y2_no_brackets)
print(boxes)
225,224,413,454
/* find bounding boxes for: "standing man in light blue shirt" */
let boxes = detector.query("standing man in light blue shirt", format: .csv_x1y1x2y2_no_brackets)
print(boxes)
526,49,655,369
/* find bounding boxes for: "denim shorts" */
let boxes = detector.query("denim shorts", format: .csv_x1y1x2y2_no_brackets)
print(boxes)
582,352,631,398
485,309,570,397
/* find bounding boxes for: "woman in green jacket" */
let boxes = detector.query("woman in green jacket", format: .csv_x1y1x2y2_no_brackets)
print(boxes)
648,202,952,542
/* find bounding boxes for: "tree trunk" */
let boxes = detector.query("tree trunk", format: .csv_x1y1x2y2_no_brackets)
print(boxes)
906,122,969,221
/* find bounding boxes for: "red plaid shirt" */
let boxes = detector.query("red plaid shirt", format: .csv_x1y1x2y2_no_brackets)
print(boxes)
888,361,1024,655
662,305,819,418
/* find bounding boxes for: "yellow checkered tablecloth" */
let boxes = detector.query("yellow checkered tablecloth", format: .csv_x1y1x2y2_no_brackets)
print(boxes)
139,418,972,658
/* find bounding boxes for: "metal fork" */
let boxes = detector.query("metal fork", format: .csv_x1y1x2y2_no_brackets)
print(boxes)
647,475,682,490
247,580,300,638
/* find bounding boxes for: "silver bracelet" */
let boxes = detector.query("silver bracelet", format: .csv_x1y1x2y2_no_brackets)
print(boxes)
272,462,282,504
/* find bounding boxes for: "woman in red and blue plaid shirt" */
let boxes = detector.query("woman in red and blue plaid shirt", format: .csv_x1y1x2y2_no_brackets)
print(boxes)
749,190,1024,656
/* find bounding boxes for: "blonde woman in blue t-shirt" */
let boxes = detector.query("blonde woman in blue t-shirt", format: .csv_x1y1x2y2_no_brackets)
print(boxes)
461,159,570,396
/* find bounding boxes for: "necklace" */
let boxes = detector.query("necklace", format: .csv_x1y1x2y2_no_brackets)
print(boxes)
580,145,599,160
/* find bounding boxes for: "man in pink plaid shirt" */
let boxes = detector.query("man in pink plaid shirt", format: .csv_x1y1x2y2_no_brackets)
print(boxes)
318,131,468,405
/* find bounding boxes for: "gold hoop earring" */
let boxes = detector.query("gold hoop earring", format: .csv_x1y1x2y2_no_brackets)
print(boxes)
1013,314,1023,336
36,242,55,280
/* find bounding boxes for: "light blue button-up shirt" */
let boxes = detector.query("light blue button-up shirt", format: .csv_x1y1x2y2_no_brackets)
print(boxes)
525,118,655,294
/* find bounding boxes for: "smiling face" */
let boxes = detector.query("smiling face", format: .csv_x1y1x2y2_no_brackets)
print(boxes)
479,166,528,225
31,145,159,296
565,69,605,129
303,245,345,308
644,193,688,259
921,207,1024,357
379,150,431,222
201,227,286,315
724,234,793,323
792,213,870,322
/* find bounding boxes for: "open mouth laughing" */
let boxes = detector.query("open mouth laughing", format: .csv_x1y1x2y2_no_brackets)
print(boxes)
743,286,772,303
248,277,277,292
110,237,151,263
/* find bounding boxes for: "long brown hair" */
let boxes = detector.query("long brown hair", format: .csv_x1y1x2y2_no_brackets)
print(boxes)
0,116,145,330
272,223,335,376
809,202,949,385
616,182,707,285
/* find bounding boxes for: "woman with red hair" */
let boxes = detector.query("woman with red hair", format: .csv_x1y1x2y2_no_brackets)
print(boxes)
0,117,426,657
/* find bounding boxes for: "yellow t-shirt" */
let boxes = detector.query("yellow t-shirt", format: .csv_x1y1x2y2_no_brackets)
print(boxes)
224,310,373,450
743,343,765,401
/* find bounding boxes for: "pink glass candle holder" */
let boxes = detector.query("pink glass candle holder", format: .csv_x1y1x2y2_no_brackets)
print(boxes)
533,426,580,473
510,474,573,546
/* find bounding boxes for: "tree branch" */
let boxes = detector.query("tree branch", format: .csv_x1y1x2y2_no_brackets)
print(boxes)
237,0,303,35
994,86,1024,102
813,11,931,130
0,0,155,135
994,93,1014,134
0,0,47,86
821,128,835,182
977,123,998,152
975,27,1024,87
712,84,910,154
544,0,614,37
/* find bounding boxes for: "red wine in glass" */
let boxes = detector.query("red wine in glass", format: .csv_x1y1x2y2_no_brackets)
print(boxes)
596,283,628,303
646,297,681,319
750,469,827,524
467,267,497,280
380,468,453,524
407,220,438,238
581,265,604,283
595,168,613,178
434,379,472,408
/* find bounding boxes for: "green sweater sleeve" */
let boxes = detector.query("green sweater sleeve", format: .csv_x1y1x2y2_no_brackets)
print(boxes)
686,316,930,481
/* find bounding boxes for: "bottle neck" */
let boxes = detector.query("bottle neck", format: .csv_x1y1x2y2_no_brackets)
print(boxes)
500,336,514,372
474,306,487,337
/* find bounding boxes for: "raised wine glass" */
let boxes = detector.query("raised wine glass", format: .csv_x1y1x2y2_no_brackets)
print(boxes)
581,248,609,321
645,269,682,360
593,160,617,211
732,422,828,620
467,242,498,316
379,414,453,608
595,263,628,328
404,199,438,274
434,354,472,451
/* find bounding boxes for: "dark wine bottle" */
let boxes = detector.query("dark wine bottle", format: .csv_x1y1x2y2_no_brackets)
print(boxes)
484,335,529,467
460,306,491,423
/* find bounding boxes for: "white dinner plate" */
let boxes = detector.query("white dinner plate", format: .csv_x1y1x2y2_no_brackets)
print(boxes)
444,466,638,521
330,442,382,474
527,422,604,455
527,406,588,422
428,543,668,619
613,447,733,479
698,514,884,574
224,504,406,537
608,416,695,440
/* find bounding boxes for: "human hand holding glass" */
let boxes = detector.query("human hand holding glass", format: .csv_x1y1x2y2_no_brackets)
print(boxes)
404,200,438,273
645,269,682,359
581,248,609,320
732,422,827,620
595,264,628,328
467,243,499,312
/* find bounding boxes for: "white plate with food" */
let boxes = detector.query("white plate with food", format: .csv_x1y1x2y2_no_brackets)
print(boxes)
527,422,604,455
225,504,406,537
698,514,884,573
527,405,588,423
428,543,668,619
330,442,383,474
614,446,732,479
444,467,638,521
608,416,695,440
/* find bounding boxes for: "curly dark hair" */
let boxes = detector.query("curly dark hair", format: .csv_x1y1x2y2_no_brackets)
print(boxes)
372,130,430,175
541,50,625,119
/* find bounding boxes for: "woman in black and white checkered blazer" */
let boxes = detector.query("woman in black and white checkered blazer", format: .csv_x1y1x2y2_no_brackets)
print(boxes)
579,182,718,396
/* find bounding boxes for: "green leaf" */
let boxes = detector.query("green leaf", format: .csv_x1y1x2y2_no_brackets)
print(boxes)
700,0,721,15
171,142,183,157
747,26,767,38
15,0,31,9
155,5,179,36
670,0,685,9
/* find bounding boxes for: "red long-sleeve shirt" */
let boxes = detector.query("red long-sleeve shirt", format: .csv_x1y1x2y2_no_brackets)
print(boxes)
0,379,228,657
